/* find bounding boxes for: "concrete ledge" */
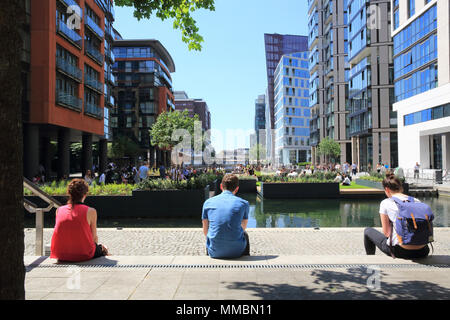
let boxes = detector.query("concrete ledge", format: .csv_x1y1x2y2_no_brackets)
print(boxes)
25,255,450,269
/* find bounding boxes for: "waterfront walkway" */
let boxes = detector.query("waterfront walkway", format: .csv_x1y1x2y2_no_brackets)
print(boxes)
25,228,450,300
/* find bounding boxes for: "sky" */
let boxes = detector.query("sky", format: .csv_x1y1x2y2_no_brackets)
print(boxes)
113,0,309,151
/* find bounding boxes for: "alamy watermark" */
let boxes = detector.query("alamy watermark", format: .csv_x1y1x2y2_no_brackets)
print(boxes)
66,5,82,31
366,265,381,291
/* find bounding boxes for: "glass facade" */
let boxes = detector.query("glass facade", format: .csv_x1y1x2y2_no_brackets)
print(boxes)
393,4,438,103
273,52,311,165
404,103,450,126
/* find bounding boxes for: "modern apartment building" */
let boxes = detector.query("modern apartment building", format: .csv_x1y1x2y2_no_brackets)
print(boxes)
273,52,312,165
308,0,352,166
264,33,309,164
174,91,211,132
347,0,396,171
392,0,450,171
111,39,176,166
23,0,115,179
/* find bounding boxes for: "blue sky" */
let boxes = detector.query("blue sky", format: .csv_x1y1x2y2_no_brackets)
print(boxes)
114,0,309,150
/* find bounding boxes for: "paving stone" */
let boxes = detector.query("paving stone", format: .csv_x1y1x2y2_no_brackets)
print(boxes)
25,228,450,256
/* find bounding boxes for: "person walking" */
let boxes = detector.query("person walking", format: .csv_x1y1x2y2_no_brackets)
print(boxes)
138,162,149,182
414,162,420,180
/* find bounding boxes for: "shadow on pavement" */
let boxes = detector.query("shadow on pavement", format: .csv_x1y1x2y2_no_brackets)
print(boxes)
222,266,450,300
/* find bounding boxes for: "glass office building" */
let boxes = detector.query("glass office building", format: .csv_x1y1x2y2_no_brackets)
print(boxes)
264,34,308,164
273,52,312,165
347,0,397,171
392,0,450,172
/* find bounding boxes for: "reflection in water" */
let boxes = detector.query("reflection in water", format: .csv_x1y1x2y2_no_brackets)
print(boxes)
242,194,450,229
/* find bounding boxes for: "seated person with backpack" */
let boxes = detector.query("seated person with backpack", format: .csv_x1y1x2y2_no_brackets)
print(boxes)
202,174,250,259
364,172,433,259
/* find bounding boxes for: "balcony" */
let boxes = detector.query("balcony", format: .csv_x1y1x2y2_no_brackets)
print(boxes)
106,72,115,85
85,43,104,65
84,102,103,119
56,90,82,112
84,73,103,94
56,19,82,48
59,0,83,18
86,15,104,39
56,56,82,82
106,49,115,64
107,95,115,107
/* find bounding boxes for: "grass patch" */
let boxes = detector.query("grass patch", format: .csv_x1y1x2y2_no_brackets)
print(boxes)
340,182,373,189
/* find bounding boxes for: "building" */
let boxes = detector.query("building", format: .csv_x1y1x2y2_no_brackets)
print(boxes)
264,33,309,164
23,0,115,179
308,0,351,165
112,39,176,166
273,52,312,165
347,0,396,171
392,0,450,171
174,91,211,131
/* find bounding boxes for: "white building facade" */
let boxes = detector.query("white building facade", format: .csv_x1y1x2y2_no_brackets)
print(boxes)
392,0,450,172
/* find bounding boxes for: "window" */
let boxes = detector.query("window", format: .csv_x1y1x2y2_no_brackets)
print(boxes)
394,9,399,29
408,0,415,18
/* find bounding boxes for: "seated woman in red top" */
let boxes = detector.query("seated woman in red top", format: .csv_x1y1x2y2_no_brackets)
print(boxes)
50,179,109,262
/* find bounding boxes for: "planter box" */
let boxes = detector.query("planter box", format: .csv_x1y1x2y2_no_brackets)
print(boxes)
237,179,257,193
259,182,340,199
24,186,210,219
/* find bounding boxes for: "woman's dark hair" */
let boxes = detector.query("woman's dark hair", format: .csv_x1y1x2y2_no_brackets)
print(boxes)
382,171,403,193
67,179,89,206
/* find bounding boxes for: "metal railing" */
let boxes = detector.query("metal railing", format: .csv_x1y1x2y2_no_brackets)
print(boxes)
56,56,82,82
23,178,62,256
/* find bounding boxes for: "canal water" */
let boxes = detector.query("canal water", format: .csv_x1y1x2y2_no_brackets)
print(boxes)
241,194,450,229
26,195,450,229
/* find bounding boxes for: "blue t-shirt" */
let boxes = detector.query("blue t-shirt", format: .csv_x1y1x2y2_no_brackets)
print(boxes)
202,190,249,259
139,166,149,179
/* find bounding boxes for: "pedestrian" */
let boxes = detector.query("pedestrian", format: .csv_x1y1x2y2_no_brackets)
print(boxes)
414,162,420,180
138,162,149,182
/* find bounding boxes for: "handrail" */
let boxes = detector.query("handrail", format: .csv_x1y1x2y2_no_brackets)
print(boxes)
23,177,62,256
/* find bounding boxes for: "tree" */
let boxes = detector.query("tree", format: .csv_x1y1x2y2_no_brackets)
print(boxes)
249,144,267,164
150,110,200,165
0,0,26,299
317,137,341,164
115,0,215,51
108,135,142,160
2,0,212,299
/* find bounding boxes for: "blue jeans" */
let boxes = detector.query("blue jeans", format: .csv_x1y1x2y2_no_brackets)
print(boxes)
364,228,429,259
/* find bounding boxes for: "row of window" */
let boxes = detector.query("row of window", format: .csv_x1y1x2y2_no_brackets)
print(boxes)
393,4,436,55
404,103,450,126
393,33,437,80
394,63,437,102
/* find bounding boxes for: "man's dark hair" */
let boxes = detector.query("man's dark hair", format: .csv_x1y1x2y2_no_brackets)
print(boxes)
221,174,239,191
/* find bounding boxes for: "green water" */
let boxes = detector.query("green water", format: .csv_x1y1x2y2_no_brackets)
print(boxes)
241,194,450,228
26,195,450,229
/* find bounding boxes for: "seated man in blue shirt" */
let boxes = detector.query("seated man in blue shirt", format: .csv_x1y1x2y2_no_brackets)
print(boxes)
202,174,250,259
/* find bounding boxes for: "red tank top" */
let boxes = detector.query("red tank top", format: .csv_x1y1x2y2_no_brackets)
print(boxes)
50,204,96,262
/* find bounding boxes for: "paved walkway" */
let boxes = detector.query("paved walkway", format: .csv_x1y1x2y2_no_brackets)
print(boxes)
24,228,450,300
25,255,450,300
25,228,450,256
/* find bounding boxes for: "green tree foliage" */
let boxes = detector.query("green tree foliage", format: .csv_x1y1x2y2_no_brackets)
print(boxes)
317,137,341,163
114,0,215,51
249,143,267,164
108,135,142,159
150,110,199,150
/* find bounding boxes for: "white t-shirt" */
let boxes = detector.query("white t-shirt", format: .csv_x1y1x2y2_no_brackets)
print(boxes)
379,195,421,246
